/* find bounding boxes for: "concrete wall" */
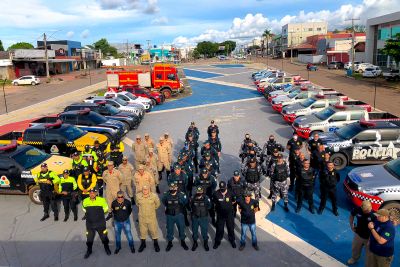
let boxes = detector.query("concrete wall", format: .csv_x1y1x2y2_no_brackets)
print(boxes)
298,54,326,64
282,22,328,48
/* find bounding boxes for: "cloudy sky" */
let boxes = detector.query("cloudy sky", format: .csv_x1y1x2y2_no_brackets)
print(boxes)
1,0,399,49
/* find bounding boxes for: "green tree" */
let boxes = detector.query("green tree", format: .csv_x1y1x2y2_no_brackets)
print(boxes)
93,38,118,58
382,33,400,65
7,42,34,50
345,24,366,33
219,40,236,55
262,29,272,56
196,41,218,58
333,29,340,33
0,40,4,51
191,48,201,59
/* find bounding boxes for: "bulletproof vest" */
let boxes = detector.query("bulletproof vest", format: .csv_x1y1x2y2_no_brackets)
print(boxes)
37,172,55,192
229,178,244,197
165,194,182,216
245,166,260,183
72,159,84,172
324,170,338,188
192,196,208,217
268,155,279,168
273,163,288,182
198,176,212,195
300,168,314,187
81,175,93,190
173,174,185,192
267,141,276,154
60,180,74,192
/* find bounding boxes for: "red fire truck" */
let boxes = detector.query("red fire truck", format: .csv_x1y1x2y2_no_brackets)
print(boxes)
106,63,183,99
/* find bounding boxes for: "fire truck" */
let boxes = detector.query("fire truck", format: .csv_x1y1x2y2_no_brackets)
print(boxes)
106,63,183,99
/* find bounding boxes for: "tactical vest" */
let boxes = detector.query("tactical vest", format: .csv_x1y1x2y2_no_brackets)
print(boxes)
229,179,244,197
72,159,84,172
37,172,55,192
245,166,260,184
266,141,276,155
198,176,212,195
60,181,74,192
173,174,185,192
192,196,208,217
268,155,279,169
273,163,288,182
165,194,182,216
300,168,314,187
81,175,93,190
324,170,338,188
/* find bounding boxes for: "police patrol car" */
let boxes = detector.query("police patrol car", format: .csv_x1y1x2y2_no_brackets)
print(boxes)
281,94,349,123
292,102,373,139
85,96,145,119
0,141,72,204
318,119,400,170
344,158,400,212
0,121,108,156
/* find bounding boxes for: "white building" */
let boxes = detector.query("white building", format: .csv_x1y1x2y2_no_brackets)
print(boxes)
282,22,328,50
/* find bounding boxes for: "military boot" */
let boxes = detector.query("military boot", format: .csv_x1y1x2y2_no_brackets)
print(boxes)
166,241,173,252
204,240,209,251
84,242,93,259
284,202,289,212
191,241,198,251
271,202,276,211
181,240,189,250
153,239,160,252
138,239,146,252
40,213,49,222
104,242,111,255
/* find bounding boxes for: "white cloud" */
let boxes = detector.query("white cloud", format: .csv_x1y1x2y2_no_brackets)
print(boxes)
144,0,159,14
66,31,75,38
151,16,168,25
172,0,400,46
80,29,90,39
96,0,139,10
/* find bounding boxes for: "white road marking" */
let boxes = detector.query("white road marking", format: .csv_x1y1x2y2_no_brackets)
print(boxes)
183,67,225,76
186,76,256,90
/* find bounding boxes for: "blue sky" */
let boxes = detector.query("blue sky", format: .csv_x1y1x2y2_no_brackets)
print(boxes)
0,0,399,49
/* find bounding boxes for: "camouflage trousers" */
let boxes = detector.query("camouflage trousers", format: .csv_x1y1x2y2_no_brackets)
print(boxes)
272,180,289,203
246,182,261,201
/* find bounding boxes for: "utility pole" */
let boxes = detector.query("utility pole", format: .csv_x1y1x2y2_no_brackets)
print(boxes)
146,40,151,71
43,33,50,79
289,31,295,63
126,39,129,65
346,18,360,73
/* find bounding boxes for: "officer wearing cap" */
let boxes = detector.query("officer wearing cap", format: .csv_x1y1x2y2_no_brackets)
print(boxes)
93,142,106,196
185,132,199,173
269,154,290,212
59,169,78,221
194,168,217,225
208,129,222,162
163,132,174,159
109,143,123,167
162,183,189,251
265,147,280,199
286,133,303,192
146,148,160,193
366,209,396,267
177,149,195,197
34,163,60,221
71,151,88,178
82,187,111,259
134,164,156,194
157,136,172,180
105,139,125,154
237,191,259,251
144,133,155,150
77,166,98,202
84,144,98,162
102,161,123,209
295,160,315,214
347,200,375,265
84,153,98,176
199,150,219,176
318,161,340,216
241,157,263,201
227,170,246,217
200,140,219,163
132,135,149,168
212,181,236,249
186,121,200,143
168,163,190,226
207,120,219,138
118,156,135,203
190,186,212,251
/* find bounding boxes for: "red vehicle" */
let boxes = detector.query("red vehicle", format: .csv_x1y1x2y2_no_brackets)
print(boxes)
106,63,183,99
112,85,165,106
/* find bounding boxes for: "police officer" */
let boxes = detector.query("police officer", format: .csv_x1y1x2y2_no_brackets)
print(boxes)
157,136,172,180
186,121,200,142
240,133,258,152
208,129,222,164
59,169,78,221
294,151,306,198
207,120,219,138
94,149,106,197
201,141,219,163
311,144,328,181
162,183,189,251
185,133,199,173
199,151,219,175
227,170,246,217
307,132,323,155
176,155,194,196
270,154,290,212
190,187,212,251
109,144,123,167
296,160,315,214
34,163,60,221
168,163,190,226
82,187,111,259
194,168,217,225
71,151,88,178
84,144,98,162
77,166,97,201
287,133,303,191
105,139,125,155
132,135,149,168
318,161,340,216
241,157,263,201
261,134,283,163
85,154,98,175
265,148,280,199
213,181,236,249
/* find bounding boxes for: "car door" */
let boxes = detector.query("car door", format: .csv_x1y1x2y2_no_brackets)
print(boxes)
43,129,68,155
0,158,23,192
105,100,121,109
351,130,382,163
23,129,45,151
326,112,349,132
379,129,400,161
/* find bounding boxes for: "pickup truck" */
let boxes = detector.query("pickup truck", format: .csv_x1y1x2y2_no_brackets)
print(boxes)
258,76,299,94
383,69,400,81
281,94,349,123
318,117,400,170
85,96,144,119
292,102,374,139
271,88,338,112
266,84,319,102
116,85,165,105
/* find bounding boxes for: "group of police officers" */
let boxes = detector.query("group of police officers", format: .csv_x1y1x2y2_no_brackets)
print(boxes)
33,120,342,258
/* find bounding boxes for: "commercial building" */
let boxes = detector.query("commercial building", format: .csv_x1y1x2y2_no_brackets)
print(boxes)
365,11,400,67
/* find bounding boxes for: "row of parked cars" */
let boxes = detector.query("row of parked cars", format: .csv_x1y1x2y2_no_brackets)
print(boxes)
252,67,400,213
328,61,400,80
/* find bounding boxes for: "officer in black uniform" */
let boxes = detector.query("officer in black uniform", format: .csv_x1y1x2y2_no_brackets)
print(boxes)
59,169,78,221
311,144,328,181
241,157,263,201
296,160,315,214
227,170,246,217
307,132,323,155
161,183,189,252
109,144,123,167
207,120,219,138
185,121,200,142
194,168,217,226
294,150,305,199
318,161,340,216
167,164,190,226
208,129,222,166
212,181,236,249
190,186,212,251
185,133,199,173
71,151,87,178
286,133,303,191
199,151,219,175
201,141,219,164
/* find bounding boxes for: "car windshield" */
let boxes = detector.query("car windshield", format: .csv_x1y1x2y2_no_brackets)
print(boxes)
300,98,316,107
315,107,336,120
334,123,363,139
106,104,120,115
365,68,373,71
283,86,292,92
269,77,278,83
113,97,128,106
87,112,108,124
11,147,50,169
124,92,138,100
59,125,86,141
384,159,400,179
288,90,300,98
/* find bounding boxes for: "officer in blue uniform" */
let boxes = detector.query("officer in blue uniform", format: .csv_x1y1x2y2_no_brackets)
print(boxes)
190,187,212,251
168,163,190,226
185,128,200,173
194,168,217,226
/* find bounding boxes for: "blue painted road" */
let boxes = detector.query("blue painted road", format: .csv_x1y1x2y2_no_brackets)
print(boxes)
211,64,245,68
152,79,259,111
183,68,223,79
267,167,400,266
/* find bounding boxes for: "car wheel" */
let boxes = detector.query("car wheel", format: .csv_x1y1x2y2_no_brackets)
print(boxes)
330,153,348,170
150,98,157,106
382,202,400,217
161,88,172,99
122,121,131,130
13,82,19,86
31,81,36,86
29,185,42,205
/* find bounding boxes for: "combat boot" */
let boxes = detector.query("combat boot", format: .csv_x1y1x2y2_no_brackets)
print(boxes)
84,242,93,259
166,241,173,252
153,239,160,252
271,202,276,211
104,242,111,255
40,213,49,222
309,206,315,214
63,213,69,222
191,241,198,251
138,239,146,252
181,240,189,250
54,214,59,221
73,211,78,221
203,240,209,251
156,185,161,194
284,202,289,212
317,207,324,215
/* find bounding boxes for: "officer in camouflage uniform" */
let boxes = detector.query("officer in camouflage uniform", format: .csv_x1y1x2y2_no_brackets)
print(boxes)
265,148,280,199
269,154,290,212
241,157,263,201
190,186,212,251
260,134,284,164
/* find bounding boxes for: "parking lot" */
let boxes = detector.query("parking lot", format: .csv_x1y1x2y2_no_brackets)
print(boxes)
0,63,399,267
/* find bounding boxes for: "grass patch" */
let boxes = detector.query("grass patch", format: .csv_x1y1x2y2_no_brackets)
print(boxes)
352,73,363,80
1,79,12,85
93,88,107,96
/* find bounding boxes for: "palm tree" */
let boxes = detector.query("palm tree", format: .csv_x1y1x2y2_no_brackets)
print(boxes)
262,29,272,57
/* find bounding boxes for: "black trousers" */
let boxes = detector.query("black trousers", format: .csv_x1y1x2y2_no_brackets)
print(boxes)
193,154,199,173
319,186,337,211
86,226,109,249
297,186,314,209
97,179,104,197
40,193,58,215
158,167,170,180
289,159,296,188
61,197,77,216
214,213,235,244
187,175,194,197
